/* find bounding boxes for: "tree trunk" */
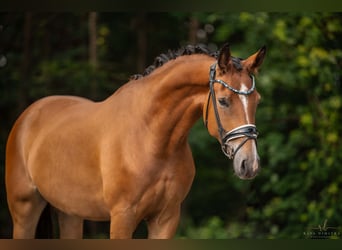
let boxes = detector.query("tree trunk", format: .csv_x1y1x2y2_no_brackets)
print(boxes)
135,12,147,73
89,12,98,99
19,12,32,111
188,16,199,45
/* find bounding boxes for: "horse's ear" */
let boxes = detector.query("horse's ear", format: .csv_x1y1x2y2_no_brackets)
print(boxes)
218,43,231,73
244,46,266,74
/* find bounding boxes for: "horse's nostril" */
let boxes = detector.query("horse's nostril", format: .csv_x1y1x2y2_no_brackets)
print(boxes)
235,157,259,180
241,160,247,174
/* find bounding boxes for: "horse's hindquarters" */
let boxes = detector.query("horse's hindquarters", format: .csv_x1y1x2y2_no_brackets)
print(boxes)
5,96,110,237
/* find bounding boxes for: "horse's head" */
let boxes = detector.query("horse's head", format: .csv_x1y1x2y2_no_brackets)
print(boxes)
204,44,266,180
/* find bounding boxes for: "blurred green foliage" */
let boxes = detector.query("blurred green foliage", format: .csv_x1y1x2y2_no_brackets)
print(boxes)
0,12,341,238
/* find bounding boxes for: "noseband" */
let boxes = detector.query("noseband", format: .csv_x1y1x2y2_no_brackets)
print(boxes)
204,63,258,159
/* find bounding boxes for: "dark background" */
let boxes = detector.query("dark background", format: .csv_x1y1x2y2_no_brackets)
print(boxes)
0,12,341,238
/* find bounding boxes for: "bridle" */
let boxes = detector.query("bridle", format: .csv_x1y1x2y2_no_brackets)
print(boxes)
204,63,259,159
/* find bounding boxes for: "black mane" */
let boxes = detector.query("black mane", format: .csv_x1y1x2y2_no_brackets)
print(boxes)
130,44,217,80
130,44,243,80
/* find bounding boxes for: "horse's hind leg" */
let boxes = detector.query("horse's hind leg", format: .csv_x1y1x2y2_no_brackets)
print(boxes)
8,191,47,239
57,210,83,238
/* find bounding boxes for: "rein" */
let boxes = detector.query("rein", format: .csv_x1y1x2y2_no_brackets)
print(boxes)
204,63,258,159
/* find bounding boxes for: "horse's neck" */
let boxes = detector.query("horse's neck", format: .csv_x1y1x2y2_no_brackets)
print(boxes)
141,55,215,154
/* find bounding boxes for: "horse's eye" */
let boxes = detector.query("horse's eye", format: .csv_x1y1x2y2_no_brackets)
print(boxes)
218,98,229,107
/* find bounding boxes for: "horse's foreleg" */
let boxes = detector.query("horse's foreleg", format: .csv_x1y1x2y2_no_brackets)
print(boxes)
57,210,83,239
109,209,137,239
146,206,181,239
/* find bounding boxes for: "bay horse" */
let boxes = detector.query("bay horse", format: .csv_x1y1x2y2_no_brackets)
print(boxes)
5,43,266,239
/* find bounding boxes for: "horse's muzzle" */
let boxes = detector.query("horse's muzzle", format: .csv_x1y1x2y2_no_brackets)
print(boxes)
233,152,260,180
